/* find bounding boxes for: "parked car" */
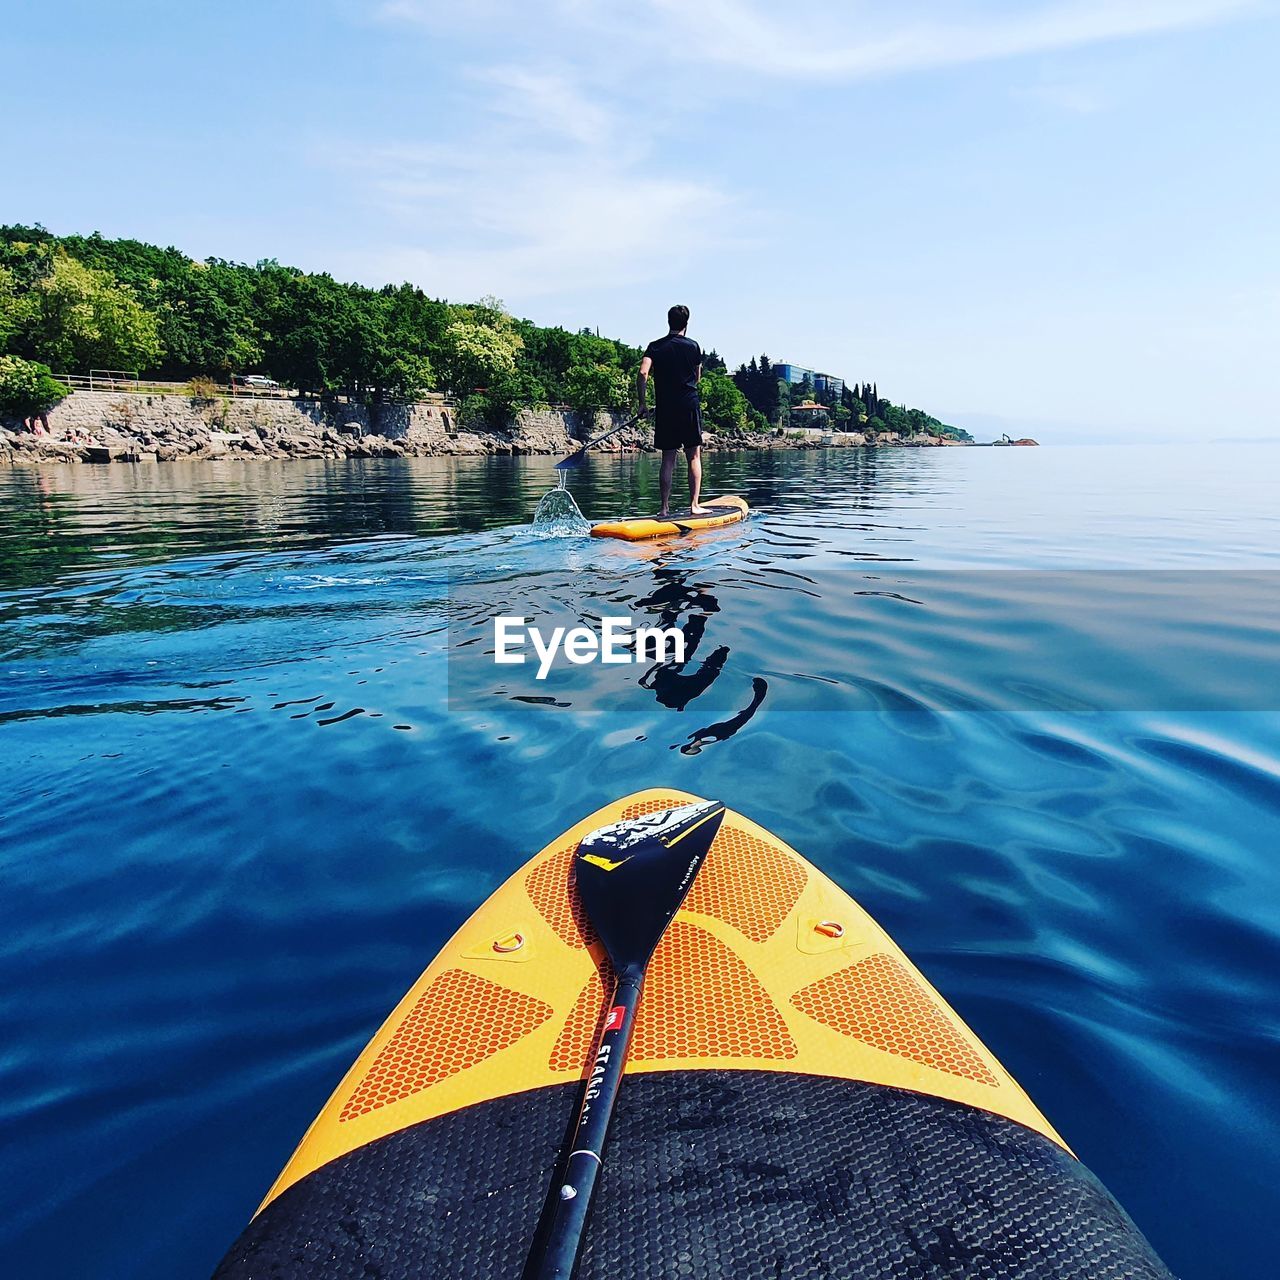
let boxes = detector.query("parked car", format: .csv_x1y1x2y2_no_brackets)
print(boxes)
231,374,283,390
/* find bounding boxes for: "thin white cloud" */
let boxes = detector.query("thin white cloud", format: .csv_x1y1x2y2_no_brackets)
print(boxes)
641,0,1264,77
472,66,614,146
371,0,513,27
335,0,1265,315
325,6,755,299
322,136,736,300
372,0,1263,79
1014,79,1109,114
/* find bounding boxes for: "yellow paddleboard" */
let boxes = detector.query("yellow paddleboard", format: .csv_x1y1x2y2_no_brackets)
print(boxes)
591,496,748,541
214,790,1172,1279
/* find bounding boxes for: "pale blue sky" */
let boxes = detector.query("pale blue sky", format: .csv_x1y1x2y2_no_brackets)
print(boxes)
4,1,1278,440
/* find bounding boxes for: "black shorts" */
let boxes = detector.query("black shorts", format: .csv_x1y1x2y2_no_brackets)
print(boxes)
653,403,703,452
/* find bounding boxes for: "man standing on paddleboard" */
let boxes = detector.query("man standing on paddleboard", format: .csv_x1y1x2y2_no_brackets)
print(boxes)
638,305,709,519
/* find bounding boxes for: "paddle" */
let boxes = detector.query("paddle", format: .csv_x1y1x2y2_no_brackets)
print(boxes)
528,798,726,1280
554,410,648,470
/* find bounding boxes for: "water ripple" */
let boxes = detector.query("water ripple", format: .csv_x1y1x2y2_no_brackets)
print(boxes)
0,450,1278,1279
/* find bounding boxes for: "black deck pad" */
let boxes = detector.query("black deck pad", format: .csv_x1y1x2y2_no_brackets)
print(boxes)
648,505,739,522
214,1071,1174,1280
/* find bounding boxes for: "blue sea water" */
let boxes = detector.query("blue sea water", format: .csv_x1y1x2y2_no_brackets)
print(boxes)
1,444,1277,1278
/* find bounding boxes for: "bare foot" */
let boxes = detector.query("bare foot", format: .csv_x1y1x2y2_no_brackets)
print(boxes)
690,503,713,515
656,510,670,519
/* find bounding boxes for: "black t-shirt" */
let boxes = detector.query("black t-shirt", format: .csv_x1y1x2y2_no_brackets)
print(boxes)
643,334,702,409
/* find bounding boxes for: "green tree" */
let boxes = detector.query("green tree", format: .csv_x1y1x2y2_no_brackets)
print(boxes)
257,270,411,397
564,362,631,416
370,351,435,402
776,378,791,428
0,356,70,419
515,323,576,402
0,265,32,350
373,283,445,399
440,317,523,396
732,355,779,421
22,252,162,372
259,271,349,393
699,369,752,434
456,370,545,430
155,259,262,376
881,403,910,435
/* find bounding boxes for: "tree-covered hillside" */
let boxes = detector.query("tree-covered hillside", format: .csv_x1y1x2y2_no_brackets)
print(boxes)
732,355,970,441
0,226,966,439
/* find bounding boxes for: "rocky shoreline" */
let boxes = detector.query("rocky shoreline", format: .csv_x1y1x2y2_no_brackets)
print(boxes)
1,389,960,466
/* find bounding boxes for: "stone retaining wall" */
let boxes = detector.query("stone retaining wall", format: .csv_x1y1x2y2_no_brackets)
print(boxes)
1,389,955,466
0,390,646,465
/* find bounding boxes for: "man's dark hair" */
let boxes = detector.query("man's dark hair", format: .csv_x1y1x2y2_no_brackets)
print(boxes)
668,304,690,331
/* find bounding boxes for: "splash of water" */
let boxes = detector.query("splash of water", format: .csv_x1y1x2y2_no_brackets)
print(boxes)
532,479,591,537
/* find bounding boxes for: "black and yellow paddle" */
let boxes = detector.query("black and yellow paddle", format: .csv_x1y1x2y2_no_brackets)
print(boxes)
553,410,649,471
527,798,726,1279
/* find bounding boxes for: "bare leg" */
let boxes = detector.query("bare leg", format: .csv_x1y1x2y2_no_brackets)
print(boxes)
687,445,710,514
658,449,678,518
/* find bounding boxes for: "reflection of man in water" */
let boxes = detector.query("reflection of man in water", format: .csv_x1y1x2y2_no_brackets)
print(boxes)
634,567,769,748
635,572,724,710
638,304,708,520
634,570,720,630
679,677,768,756
640,614,728,711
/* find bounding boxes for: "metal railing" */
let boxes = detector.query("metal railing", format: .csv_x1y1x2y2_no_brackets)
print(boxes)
55,372,301,400
51,372,608,418
52,369,142,391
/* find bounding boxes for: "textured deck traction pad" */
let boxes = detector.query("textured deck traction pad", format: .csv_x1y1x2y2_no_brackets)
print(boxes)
215,1072,1173,1280
660,504,739,521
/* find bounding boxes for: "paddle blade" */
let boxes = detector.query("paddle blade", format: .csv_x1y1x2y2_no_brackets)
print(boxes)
553,449,586,471
574,799,725,975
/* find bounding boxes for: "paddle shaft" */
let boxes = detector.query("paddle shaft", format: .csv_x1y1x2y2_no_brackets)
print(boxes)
555,412,646,468
531,970,644,1279
528,799,725,1278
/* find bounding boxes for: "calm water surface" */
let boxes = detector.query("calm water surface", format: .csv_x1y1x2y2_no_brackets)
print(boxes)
1,445,1278,1278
